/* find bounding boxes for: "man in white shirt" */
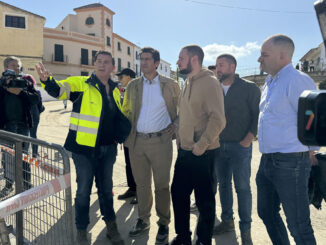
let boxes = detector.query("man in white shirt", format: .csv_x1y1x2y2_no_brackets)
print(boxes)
122,47,180,244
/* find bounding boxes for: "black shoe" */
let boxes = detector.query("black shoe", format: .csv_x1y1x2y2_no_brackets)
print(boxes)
213,220,235,235
105,220,125,245
129,219,150,237
130,196,138,204
241,230,253,245
169,236,191,245
156,224,169,244
76,229,88,245
118,188,136,200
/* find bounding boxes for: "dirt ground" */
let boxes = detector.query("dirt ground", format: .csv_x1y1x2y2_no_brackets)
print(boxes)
37,100,326,245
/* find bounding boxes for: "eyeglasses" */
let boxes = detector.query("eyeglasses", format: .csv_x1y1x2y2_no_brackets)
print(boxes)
140,58,153,62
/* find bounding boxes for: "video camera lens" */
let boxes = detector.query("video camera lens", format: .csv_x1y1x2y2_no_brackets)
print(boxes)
0,69,28,88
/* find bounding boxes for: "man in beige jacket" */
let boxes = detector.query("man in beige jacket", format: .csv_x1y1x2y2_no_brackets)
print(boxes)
170,45,225,245
122,47,180,244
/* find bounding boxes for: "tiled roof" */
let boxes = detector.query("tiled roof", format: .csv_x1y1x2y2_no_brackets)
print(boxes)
73,3,104,11
0,1,45,19
73,3,115,15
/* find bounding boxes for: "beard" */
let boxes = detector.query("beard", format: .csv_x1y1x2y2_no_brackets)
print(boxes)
179,61,192,75
218,73,232,82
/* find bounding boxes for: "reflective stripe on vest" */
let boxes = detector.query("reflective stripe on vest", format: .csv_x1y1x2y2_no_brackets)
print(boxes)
70,111,101,147
71,112,100,123
58,82,72,100
69,86,121,148
42,77,122,148
69,124,98,135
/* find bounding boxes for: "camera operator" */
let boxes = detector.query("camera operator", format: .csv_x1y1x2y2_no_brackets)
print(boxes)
0,56,40,197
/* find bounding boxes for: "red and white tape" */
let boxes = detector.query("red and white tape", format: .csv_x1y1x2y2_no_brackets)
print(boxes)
0,173,71,219
1,146,64,177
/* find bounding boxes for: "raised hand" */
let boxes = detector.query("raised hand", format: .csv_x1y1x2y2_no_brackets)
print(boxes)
35,62,51,82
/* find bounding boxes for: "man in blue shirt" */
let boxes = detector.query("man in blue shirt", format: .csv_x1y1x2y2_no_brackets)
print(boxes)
256,34,317,245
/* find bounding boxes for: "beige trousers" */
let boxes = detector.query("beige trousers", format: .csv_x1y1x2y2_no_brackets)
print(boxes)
129,132,172,226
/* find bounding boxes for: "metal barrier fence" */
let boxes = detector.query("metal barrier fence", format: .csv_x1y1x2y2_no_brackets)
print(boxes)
0,130,73,245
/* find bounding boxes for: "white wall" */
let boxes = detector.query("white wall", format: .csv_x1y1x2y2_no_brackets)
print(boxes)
158,59,171,77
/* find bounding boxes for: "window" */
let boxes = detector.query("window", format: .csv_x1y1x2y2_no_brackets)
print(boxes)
5,15,25,29
87,33,95,36
136,64,138,75
160,64,162,70
136,51,138,59
118,42,121,51
81,48,89,65
128,62,131,68
81,71,89,76
106,36,111,46
118,58,122,72
165,66,167,72
127,47,131,55
106,18,111,27
85,17,94,25
54,44,64,62
92,50,97,65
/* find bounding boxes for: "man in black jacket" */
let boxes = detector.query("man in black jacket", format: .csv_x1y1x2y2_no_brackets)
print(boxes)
0,56,40,196
117,68,138,204
213,54,260,245
36,51,128,245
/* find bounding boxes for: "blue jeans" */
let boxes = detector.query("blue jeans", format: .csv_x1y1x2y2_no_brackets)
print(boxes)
72,144,117,230
256,152,316,245
216,142,252,232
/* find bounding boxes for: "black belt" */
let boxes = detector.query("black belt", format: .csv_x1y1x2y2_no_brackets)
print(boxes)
263,152,308,158
136,131,163,138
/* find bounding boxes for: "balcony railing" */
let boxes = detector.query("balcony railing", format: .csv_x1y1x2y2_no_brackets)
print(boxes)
80,58,95,66
51,54,68,63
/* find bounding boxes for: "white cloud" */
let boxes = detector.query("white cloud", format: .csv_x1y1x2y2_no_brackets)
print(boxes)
203,42,260,63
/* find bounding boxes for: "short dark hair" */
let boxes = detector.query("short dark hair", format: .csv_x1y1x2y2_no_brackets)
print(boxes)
208,65,216,71
140,47,160,63
183,45,204,65
217,54,237,68
94,50,114,64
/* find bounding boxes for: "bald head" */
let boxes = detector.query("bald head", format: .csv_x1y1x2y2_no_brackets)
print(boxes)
258,34,295,76
265,34,295,59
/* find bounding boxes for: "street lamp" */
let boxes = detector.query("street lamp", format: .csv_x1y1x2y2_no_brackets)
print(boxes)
315,0,326,49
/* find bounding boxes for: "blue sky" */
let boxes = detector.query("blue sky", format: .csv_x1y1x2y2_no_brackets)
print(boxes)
5,0,323,76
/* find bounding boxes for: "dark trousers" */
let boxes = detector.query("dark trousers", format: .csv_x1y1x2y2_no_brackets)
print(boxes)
171,148,216,245
256,152,316,245
72,144,117,230
123,146,136,191
30,119,39,157
3,122,31,189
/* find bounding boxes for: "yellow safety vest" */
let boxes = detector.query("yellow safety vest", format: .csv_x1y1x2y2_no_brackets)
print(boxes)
41,76,121,147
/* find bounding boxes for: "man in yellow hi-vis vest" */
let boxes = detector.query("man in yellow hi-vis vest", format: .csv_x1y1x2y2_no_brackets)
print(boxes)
36,51,129,245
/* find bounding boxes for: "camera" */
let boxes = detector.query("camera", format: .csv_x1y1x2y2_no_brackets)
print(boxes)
298,90,326,146
0,69,28,88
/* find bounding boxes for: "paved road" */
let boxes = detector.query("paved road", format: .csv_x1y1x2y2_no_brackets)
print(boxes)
37,100,326,245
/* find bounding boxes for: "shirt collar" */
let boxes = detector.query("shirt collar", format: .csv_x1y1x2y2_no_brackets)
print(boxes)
143,74,159,84
266,63,293,84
